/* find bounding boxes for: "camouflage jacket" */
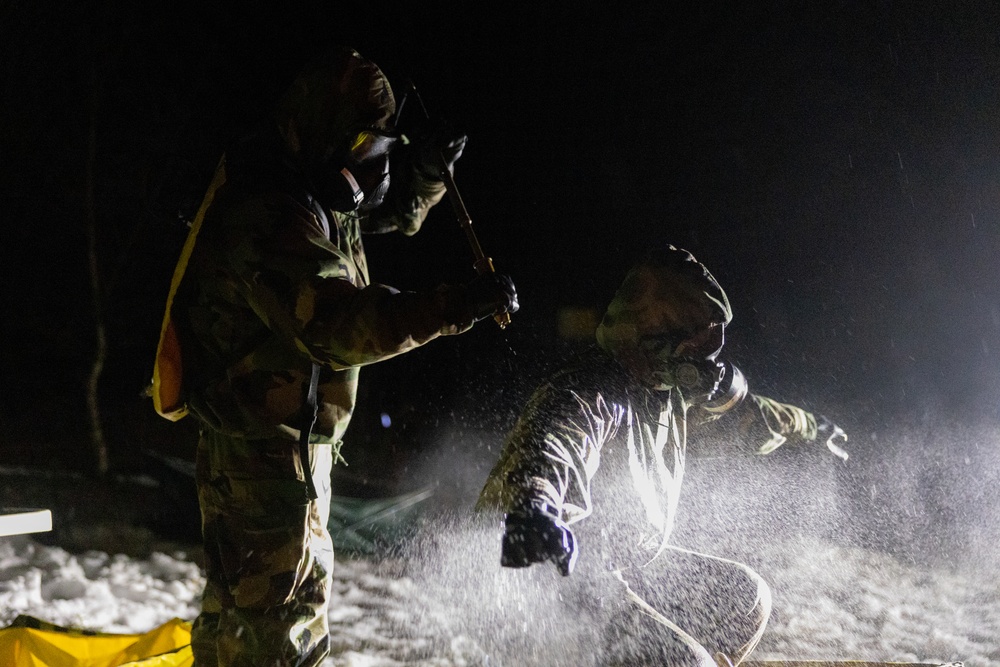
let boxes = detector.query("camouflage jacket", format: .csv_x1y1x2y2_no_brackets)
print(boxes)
174,129,473,445
477,345,826,554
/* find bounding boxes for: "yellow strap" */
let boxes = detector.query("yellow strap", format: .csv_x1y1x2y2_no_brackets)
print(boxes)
151,157,228,420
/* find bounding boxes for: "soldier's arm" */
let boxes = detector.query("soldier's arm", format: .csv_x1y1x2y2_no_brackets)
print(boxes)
223,195,478,369
359,160,447,235
476,382,623,576
477,384,623,525
704,393,848,460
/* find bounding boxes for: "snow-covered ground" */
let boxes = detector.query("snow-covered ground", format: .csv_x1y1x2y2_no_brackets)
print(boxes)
1,523,997,666
1,420,998,666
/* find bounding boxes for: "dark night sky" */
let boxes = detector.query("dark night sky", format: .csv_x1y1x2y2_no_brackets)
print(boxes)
3,1,1000,477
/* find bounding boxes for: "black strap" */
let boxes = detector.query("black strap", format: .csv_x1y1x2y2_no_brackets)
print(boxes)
299,363,321,501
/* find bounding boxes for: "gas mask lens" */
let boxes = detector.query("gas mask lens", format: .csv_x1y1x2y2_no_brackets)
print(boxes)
347,129,399,164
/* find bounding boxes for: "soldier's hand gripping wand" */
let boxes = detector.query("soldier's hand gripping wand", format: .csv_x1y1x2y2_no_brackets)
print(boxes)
401,83,512,329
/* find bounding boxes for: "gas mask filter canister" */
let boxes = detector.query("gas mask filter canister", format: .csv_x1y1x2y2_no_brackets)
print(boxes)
654,357,747,413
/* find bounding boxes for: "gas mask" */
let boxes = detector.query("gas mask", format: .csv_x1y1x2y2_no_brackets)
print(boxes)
646,327,747,412
654,356,748,412
312,128,398,212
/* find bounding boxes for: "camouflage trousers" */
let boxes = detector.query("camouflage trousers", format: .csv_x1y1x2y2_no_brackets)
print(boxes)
190,429,335,667
599,546,772,666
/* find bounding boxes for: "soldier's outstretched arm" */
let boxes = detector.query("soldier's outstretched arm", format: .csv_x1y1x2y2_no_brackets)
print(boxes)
716,394,848,460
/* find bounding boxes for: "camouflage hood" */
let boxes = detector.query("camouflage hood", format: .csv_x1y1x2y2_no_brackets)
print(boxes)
595,245,732,385
275,47,396,166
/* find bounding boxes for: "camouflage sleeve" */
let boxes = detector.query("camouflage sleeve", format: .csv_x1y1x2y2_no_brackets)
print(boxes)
360,164,447,235
703,393,819,454
746,394,819,453
221,193,474,370
476,384,624,526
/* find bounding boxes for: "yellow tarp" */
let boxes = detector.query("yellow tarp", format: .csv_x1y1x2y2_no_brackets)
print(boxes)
0,616,954,667
0,616,192,667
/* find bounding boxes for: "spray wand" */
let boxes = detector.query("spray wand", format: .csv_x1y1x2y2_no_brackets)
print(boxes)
399,82,512,329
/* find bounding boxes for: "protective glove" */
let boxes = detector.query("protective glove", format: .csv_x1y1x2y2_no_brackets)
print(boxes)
816,414,849,461
468,272,519,322
501,506,578,576
412,123,468,180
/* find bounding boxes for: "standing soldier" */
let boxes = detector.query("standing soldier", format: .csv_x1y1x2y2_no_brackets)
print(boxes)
153,47,517,666
477,244,846,666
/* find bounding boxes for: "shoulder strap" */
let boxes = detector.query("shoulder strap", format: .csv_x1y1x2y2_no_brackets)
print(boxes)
299,362,321,500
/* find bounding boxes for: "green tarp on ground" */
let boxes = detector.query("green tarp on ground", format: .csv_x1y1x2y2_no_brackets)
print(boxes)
328,487,433,555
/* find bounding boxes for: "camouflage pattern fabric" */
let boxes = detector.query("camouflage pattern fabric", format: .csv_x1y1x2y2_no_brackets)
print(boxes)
175,47,474,444
176,130,464,444
474,347,824,665
174,48,482,667
176,152,466,442
595,245,731,387
478,246,828,545
274,48,395,178
604,548,772,666
477,246,839,664
475,347,823,548
191,430,334,667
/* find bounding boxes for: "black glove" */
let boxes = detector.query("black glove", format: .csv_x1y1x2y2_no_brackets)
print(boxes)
816,414,849,461
468,272,519,322
412,123,467,180
501,507,578,576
